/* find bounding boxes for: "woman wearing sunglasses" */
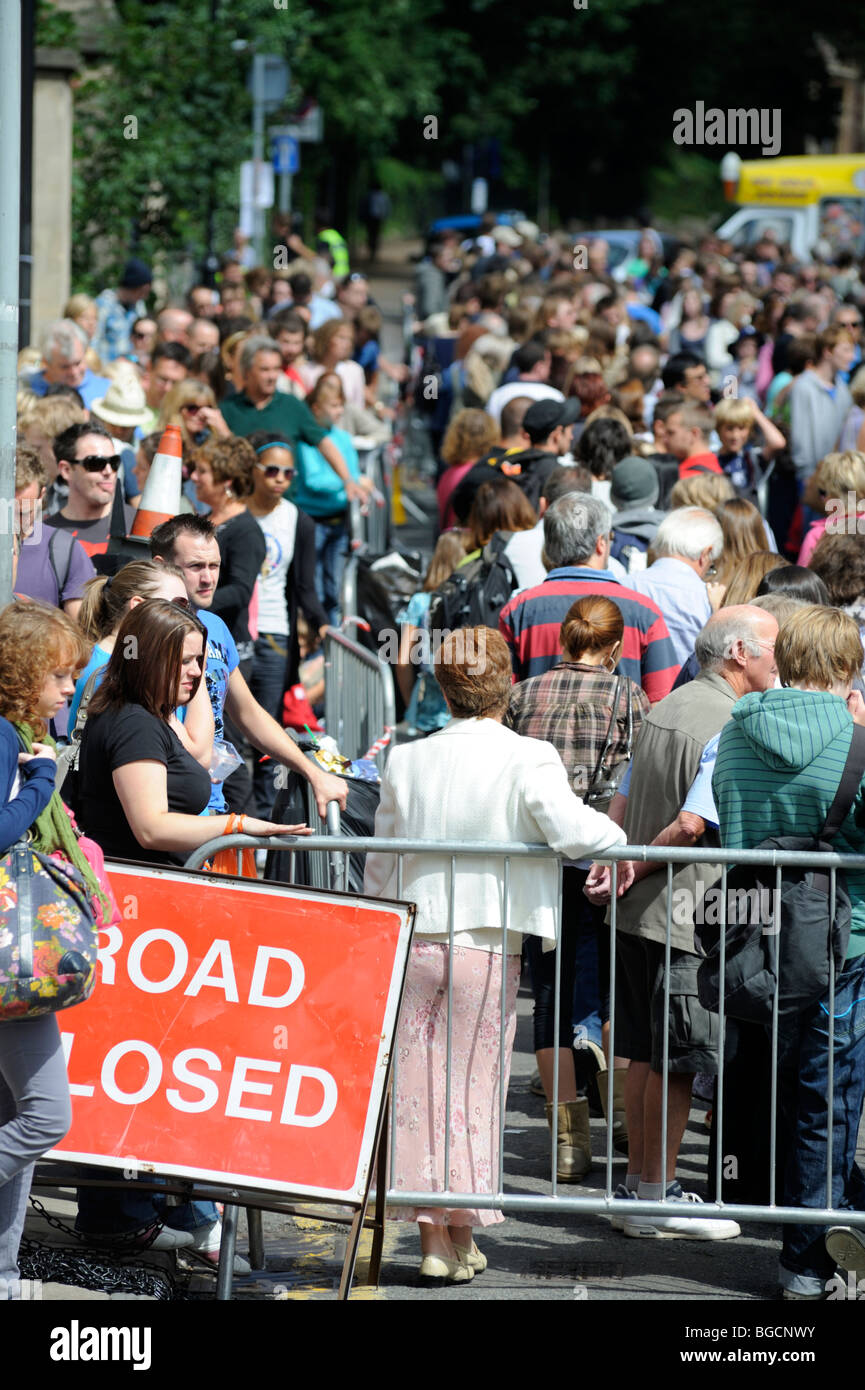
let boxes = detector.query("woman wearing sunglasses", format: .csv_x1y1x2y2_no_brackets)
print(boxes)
159,380,230,454
68,561,214,766
46,421,137,560
245,431,328,814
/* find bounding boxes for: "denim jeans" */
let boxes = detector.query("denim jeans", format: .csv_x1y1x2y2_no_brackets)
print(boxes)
249,631,289,816
776,950,865,1294
0,1015,71,1292
76,1182,217,1236
314,517,347,627
525,867,606,1053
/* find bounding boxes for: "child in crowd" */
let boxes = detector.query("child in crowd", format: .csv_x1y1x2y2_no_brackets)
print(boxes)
715,395,786,514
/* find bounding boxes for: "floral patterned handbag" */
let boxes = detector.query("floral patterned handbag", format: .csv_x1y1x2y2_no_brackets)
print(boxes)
0,838,98,1021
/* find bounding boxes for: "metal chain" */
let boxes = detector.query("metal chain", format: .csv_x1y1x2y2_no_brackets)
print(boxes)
18,1237,178,1300
20,1195,191,1298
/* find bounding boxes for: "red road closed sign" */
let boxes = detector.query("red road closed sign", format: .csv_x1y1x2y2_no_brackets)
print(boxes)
51,865,414,1202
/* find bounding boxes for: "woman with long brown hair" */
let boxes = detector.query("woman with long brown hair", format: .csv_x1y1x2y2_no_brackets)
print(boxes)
721,551,788,606
75,599,309,1266
464,476,537,553
76,599,308,862
711,496,771,588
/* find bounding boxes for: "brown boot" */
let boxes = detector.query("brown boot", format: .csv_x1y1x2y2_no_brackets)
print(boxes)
545,1099,592,1181
597,1068,629,1157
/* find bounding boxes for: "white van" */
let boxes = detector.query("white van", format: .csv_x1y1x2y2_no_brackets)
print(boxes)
716,152,865,261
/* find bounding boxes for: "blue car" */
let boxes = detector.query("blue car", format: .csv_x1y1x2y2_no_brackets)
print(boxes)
427,209,527,238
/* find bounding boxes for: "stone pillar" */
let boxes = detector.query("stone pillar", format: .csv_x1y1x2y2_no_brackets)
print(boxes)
31,47,78,346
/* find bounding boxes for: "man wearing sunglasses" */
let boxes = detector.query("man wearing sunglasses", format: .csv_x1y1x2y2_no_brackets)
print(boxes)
46,421,136,558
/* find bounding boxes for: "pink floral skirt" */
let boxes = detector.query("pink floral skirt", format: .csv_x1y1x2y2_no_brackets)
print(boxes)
389,941,521,1227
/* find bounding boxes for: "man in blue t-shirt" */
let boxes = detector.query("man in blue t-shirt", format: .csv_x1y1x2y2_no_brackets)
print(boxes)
150,514,347,817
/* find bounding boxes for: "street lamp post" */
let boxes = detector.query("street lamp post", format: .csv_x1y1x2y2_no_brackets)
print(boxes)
0,0,22,607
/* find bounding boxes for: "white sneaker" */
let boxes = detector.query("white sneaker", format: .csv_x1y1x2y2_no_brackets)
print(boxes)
187,1219,252,1276
623,1187,740,1241
608,1184,638,1231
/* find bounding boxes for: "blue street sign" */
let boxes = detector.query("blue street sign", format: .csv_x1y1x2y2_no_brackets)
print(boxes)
272,133,299,175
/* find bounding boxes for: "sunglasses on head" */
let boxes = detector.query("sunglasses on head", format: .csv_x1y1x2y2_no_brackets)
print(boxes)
74,454,121,473
255,462,295,480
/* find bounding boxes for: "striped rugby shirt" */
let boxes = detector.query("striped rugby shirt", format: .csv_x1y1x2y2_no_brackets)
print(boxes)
499,566,679,703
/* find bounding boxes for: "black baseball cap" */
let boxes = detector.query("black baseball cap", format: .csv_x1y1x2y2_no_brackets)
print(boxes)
523,397,581,443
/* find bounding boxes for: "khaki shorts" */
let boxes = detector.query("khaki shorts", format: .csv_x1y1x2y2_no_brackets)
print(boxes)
615,934,719,1074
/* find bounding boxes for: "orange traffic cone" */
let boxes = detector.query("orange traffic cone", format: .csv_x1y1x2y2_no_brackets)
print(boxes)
131,423,183,537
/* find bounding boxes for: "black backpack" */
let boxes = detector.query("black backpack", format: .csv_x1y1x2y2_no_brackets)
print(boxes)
696,724,865,1024
427,531,519,636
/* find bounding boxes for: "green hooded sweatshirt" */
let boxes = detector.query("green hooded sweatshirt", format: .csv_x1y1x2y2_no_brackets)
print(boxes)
713,687,865,960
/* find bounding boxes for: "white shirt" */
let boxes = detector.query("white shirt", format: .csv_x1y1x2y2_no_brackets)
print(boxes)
253,499,299,634
628,557,712,669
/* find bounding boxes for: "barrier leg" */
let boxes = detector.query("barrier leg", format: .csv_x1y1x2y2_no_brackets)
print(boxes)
215,1203,239,1300
247,1207,266,1271
365,1094,390,1287
337,1208,366,1302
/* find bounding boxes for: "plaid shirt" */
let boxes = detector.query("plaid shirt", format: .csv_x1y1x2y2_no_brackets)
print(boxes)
506,662,650,797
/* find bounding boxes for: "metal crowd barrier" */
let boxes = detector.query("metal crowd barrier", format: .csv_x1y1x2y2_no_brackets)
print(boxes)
347,443,390,558
322,624,396,772
184,832,865,1245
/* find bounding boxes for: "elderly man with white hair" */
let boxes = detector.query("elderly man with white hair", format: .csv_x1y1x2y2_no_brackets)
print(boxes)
628,506,725,668
25,320,111,409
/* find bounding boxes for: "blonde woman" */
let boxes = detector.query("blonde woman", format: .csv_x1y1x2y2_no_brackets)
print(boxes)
70,560,213,764
396,530,469,735
63,294,102,372
158,378,229,452
669,471,735,512
798,450,865,566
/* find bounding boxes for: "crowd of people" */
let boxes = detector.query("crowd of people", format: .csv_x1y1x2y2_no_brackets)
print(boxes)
2,211,865,1299
377,217,865,1295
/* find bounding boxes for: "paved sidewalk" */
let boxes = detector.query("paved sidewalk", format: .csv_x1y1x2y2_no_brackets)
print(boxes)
26,985,834,1303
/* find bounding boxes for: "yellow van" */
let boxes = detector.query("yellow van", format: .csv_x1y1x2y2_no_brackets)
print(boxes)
717,152,865,260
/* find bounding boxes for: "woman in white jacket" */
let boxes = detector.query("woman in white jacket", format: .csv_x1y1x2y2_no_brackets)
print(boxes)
363,627,625,1285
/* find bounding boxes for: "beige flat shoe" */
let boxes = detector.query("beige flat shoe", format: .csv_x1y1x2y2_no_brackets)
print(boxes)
418,1253,474,1284
453,1239,487,1274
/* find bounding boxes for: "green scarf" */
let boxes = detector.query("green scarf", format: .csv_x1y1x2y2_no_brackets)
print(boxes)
16,722,111,918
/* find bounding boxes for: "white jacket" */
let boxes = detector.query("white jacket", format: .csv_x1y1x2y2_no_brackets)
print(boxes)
363,718,626,950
